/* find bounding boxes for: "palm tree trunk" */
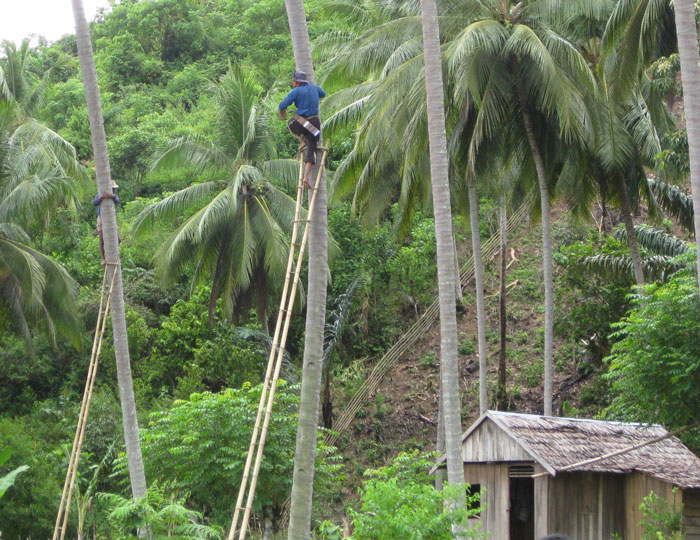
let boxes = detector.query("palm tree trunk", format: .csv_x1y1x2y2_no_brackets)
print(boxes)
453,233,463,301
435,383,445,491
419,0,467,505
497,193,508,410
71,0,147,499
255,272,269,336
515,83,554,417
467,174,488,415
615,177,645,286
284,2,329,539
674,0,700,293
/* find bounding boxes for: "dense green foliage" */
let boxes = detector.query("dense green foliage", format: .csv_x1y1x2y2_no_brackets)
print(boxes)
605,257,700,431
98,485,223,540
639,490,684,540
133,384,342,528
349,452,484,540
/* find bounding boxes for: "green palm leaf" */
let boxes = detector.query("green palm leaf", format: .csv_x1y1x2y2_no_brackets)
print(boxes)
615,225,690,257
648,178,694,233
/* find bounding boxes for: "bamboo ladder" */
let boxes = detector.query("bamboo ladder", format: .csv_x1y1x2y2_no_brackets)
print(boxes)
227,146,328,540
52,262,119,540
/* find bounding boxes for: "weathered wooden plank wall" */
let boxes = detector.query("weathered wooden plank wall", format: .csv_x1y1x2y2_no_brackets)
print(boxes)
683,489,700,539
463,463,510,539
462,422,531,462
544,472,624,540
624,473,679,540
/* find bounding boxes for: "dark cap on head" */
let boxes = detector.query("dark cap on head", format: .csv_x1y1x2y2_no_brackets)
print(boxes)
293,70,309,83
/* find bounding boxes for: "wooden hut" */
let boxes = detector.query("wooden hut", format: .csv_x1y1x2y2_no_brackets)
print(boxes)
435,411,700,539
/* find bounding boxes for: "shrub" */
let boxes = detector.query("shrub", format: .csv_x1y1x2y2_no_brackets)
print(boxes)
349,451,485,539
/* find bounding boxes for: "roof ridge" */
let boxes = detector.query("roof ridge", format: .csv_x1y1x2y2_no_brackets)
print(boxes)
485,410,663,429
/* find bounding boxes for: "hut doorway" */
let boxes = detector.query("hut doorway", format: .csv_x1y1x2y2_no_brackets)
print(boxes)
509,477,534,540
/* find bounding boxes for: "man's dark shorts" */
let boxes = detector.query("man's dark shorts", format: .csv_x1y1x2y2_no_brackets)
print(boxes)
287,116,321,164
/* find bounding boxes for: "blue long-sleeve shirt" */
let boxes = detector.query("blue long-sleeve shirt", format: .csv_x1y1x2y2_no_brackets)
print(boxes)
93,192,120,216
278,83,326,117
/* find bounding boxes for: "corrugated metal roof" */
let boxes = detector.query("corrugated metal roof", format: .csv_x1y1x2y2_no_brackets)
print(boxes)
461,411,700,489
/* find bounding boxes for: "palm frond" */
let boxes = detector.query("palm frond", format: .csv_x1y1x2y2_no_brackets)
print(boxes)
218,63,260,155
151,135,232,175
261,159,304,191
0,236,45,301
507,25,591,141
579,252,682,283
648,178,695,233
445,19,509,70
131,181,226,238
250,194,288,282
615,225,690,257
0,64,11,100
0,222,30,243
324,275,366,364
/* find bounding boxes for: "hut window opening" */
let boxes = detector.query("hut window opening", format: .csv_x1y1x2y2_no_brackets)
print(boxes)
465,483,482,518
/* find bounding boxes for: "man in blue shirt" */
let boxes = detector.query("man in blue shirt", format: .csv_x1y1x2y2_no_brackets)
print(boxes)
278,70,326,188
92,181,120,265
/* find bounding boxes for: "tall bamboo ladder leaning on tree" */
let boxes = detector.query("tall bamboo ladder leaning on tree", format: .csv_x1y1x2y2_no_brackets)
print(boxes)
52,262,119,540
227,145,328,540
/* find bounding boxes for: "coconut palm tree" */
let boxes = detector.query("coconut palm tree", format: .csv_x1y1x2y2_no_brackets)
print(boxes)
603,0,700,289
0,47,82,349
443,0,598,416
560,62,673,288
672,0,700,292
284,1,330,538
321,0,491,412
133,66,295,333
322,0,599,416
419,0,468,507
71,0,147,500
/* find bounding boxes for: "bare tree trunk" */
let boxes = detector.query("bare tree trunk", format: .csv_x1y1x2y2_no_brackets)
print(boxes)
497,193,508,410
256,273,270,336
419,0,467,511
467,174,488,414
284,2,329,539
615,177,645,286
71,0,147,500
262,507,273,540
674,0,700,293
516,83,554,417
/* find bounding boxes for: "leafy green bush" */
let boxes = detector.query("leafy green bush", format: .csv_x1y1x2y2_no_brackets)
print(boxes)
98,485,222,540
349,451,484,539
605,258,700,434
639,490,683,540
128,383,342,529
0,410,67,538
136,290,266,398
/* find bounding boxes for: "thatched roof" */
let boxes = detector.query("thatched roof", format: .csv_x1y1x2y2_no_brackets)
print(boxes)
460,411,700,489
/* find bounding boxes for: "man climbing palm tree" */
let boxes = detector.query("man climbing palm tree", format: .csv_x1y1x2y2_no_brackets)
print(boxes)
278,70,326,188
92,181,120,265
